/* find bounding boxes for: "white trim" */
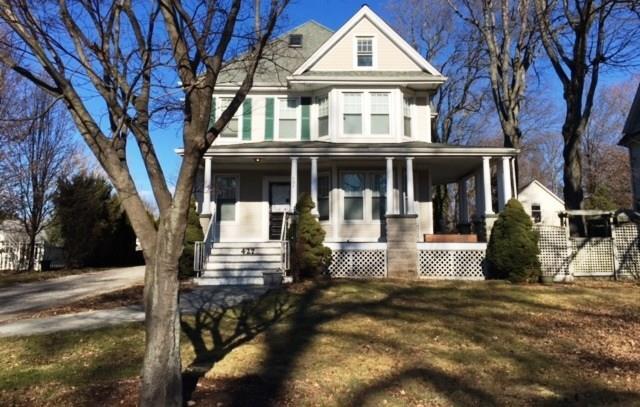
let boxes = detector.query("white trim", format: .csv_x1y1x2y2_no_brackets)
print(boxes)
324,242,387,250
417,242,487,250
353,35,377,69
293,5,443,77
262,176,291,241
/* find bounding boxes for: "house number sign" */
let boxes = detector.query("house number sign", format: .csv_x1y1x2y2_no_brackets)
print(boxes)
241,248,256,255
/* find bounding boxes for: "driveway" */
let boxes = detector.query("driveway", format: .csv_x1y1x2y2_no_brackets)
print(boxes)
0,266,144,322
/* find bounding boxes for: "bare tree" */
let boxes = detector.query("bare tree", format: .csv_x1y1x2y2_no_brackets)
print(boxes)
2,88,76,270
535,0,640,208
390,0,489,230
0,1,288,405
448,0,539,151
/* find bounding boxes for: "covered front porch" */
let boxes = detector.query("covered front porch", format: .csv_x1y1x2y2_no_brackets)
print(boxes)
196,141,518,245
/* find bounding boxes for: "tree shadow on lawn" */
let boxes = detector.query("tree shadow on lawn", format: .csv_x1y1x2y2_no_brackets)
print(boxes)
182,280,640,406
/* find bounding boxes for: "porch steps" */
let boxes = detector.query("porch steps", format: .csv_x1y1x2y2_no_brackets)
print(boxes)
195,241,284,286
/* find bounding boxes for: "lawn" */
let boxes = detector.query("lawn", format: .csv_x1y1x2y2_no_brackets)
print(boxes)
0,280,638,406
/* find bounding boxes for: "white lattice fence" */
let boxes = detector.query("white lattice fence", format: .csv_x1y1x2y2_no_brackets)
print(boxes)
535,225,570,279
326,246,387,278
418,243,486,280
570,238,615,276
614,223,640,278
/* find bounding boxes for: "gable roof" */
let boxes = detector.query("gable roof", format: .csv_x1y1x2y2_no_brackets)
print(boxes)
292,5,444,78
620,83,640,146
519,179,565,206
216,21,334,87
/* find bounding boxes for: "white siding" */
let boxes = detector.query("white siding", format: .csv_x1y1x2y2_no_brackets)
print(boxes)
518,181,565,227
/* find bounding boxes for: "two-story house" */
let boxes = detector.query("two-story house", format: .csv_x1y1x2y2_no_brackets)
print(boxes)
184,6,518,285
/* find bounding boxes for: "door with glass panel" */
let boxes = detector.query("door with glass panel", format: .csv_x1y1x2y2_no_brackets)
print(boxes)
269,182,290,240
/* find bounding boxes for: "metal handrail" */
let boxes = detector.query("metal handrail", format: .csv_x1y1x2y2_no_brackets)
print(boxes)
194,208,215,276
280,211,291,273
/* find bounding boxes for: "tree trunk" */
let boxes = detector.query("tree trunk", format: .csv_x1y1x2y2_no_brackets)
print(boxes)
27,233,37,272
563,129,584,210
139,231,183,407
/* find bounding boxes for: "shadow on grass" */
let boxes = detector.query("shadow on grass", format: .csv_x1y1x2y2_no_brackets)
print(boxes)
179,280,640,406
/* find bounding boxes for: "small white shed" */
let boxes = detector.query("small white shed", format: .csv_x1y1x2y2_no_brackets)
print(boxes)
518,180,565,226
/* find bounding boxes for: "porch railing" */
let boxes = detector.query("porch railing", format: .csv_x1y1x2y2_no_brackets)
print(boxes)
0,241,45,271
193,208,215,276
280,211,291,274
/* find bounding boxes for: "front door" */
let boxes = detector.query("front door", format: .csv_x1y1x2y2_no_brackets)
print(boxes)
269,182,290,240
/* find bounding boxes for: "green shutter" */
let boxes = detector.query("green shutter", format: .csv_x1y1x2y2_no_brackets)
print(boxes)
242,98,252,140
209,97,216,129
301,97,311,141
265,97,274,141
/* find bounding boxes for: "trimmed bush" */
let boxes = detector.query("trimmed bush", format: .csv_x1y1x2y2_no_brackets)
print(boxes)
291,193,332,281
486,198,541,283
179,197,204,279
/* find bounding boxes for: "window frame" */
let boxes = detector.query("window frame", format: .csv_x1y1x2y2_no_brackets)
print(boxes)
317,172,331,222
217,97,243,140
276,97,300,141
214,174,240,223
342,92,364,137
354,36,376,69
370,92,390,136
341,171,366,222
403,96,413,138
340,170,386,223
316,95,329,138
531,203,542,224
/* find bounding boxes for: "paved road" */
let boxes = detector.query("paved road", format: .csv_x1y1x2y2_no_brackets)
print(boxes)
0,266,145,323
0,285,268,337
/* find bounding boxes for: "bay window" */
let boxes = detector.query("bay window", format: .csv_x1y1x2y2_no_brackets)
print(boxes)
317,95,329,137
342,172,365,221
403,97,412,137
279,98,298,139
343,93,362,135
215,175,238,222
370,93,390,135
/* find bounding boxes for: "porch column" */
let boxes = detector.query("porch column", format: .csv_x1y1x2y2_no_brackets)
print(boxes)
406,157,415,214
386,157,394,215
510,157,518,199
498,156,512,210
482,156,493,215
458,178,469,224
425,169,434,234
474,169,484,216
202,157,212,215
290,157,298,211
310,157,319,216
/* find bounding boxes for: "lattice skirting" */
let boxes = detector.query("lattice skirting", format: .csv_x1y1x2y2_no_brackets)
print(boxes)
418,249,486,280
535,225,570,278
614,223,640,278
571,238,615,276
328,249,387,278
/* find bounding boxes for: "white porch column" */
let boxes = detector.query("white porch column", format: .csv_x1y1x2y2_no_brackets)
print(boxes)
310,157,319,216
386,157,394,215
458,178,469,224
498,156,512,210
290,157,298,211
425,169,434,234
406,157,415,214
202,157,212,214
474,169,484,216
510,157,518,199
482,156,493,215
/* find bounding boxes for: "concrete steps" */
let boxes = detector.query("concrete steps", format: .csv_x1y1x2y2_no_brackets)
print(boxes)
195,241,284,286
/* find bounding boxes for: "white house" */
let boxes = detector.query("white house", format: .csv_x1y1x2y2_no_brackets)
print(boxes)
185,6,518,285
619,82,640,211
518,180,565,227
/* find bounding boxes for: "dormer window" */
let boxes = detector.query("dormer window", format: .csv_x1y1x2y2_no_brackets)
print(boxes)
356,37,373,67
288,34,303,47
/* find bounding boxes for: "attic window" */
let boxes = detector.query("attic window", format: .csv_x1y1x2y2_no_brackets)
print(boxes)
288,34,303,47
356,37,373,67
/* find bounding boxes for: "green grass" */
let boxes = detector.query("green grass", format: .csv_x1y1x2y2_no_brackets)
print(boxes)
0,280,638,406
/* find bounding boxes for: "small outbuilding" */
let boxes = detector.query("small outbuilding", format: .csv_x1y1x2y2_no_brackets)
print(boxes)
619,83,640,211
518,180,565,226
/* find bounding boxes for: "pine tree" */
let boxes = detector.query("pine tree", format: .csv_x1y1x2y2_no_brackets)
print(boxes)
292,193,332,281
486,199,541,283
179,197,204,279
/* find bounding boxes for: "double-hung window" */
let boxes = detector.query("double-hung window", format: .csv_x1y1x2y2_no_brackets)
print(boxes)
532,204,542,223
318,175,330,221
403,97,412,137
215,175,238,222
219,97,239,138
370,93,390,135
370,173,386,220
317,95,329,137
342,172,365,221
356,37,373,67
343,93,362,135
279,98,298,139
